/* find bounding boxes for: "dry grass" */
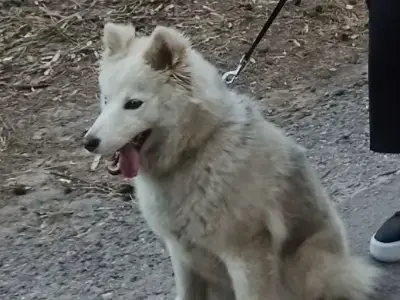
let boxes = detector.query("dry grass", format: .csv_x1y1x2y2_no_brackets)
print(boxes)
0,0,368,188
0,0,368,87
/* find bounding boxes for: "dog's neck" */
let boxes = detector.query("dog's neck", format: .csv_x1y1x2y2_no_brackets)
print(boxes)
140,99,224,177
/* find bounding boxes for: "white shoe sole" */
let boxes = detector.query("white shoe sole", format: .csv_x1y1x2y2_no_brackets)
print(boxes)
370,235,400,263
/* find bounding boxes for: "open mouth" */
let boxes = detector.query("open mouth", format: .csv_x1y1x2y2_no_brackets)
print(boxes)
106,129,152,178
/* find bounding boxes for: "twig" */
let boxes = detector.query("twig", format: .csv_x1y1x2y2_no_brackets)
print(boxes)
321,167,334,179
377,169,398,177
49,171,120,195
9,83,50,90
39,4,78,44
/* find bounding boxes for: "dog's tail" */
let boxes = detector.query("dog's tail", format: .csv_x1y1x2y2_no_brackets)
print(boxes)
324,255,380,300
285,237,381,300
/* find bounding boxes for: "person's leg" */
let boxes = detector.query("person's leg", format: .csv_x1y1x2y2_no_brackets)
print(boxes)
368,0,400,152
367,0,400,262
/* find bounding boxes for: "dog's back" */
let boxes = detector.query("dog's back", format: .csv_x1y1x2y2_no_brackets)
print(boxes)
219,103,380,300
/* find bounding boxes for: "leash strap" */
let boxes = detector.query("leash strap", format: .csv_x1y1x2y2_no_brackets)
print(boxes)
222,0,290,85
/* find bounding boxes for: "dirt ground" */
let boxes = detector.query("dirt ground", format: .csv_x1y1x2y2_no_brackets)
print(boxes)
1,0,391,299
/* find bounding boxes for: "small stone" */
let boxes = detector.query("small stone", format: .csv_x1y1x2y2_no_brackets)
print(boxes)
318,70,331,79
338,33,349,42
332,88,346,97
32,132,43,140
16,225,27,233
32,128,48,141
64,186,73,194
342,133,351,140
101,292,113,300
265,57,274,65
258,43,270,54
315,5,323,13
347,53,359,64
239,2,253,10
13,184,29,196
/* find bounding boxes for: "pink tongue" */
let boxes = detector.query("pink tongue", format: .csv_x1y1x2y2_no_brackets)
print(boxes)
119,144,140,178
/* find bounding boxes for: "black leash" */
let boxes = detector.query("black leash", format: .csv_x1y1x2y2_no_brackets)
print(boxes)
222,0,290,84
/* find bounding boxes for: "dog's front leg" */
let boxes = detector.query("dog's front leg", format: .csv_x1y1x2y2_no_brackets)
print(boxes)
166,241,207,300
221,242,281,300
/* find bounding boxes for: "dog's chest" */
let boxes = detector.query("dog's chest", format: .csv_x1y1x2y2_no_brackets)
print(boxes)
174,240,231,285
134,174,223,245
134,175,194,240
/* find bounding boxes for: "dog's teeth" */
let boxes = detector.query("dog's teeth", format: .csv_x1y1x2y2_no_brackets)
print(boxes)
107,161,121,175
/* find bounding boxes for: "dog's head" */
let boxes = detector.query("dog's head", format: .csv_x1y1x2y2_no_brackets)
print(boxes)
83,23,224,178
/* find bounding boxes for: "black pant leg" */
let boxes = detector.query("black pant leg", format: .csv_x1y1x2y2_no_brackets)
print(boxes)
368,0,400,153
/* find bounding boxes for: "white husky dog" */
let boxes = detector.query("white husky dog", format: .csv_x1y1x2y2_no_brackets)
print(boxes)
83,23,379,300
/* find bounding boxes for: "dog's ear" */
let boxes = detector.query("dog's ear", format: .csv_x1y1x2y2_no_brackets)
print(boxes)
144,26,190,72
103,22,135,56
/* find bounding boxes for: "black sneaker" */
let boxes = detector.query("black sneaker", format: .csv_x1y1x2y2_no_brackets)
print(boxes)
370,211,400,262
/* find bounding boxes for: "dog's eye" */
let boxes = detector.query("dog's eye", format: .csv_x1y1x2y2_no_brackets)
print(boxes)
124,99,143,110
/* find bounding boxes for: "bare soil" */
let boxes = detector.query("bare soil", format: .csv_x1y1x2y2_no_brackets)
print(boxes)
2,1,396,299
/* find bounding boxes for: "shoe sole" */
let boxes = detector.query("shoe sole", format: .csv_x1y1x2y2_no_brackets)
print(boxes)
370,235,400,263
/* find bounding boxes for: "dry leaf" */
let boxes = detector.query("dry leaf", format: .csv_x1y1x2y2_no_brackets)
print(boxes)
90,155,102,171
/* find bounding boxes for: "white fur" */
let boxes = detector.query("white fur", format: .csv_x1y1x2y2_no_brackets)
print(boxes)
85,23,380,300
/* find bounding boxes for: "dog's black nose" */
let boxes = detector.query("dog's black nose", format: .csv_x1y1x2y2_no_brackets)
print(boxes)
83,136,100,152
